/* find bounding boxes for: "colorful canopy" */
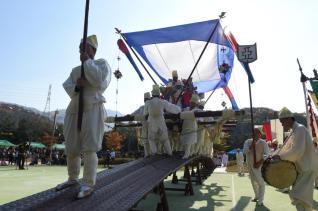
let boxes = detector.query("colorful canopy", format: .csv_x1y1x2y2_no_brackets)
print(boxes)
29,142,46,149
0,140,16,148
122,19,234,93
52,143,65,150
227,148,243,155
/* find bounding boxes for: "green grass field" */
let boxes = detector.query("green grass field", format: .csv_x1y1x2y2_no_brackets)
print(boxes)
1,165,318,210
0,165,104,205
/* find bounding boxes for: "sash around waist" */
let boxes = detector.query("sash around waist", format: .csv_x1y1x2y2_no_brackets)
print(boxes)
66,95,105,114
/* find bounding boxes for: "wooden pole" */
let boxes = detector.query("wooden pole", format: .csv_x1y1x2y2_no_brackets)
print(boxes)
49,110,58,165
247,76,256,167
77,0,90,130
297,58,310,129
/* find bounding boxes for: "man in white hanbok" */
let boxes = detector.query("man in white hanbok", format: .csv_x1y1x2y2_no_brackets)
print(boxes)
56,35,111,199
236,148,244,176
144,85,181,156
275,107,318,211
141,92,151,157
180,94,200,159
193,101,206,155
243,127,270,206
221,152,229,167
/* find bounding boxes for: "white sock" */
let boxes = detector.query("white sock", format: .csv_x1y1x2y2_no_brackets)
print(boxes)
83,152,98,187
67,154,81,181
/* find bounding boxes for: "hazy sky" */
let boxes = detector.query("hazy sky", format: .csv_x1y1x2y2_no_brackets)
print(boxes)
1,0,317,115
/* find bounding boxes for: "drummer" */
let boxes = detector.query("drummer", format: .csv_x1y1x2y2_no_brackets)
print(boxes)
273,107,317,211
243,127,270,207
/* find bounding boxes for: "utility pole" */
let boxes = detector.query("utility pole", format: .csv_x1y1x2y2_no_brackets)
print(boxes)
43,84,52,119
49,109,58,165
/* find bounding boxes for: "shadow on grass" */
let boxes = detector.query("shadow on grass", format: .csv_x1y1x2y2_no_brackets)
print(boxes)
168,182,231,211
136,181,233,211
230,196,251,211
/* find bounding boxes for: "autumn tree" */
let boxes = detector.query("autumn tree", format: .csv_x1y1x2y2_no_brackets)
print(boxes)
104,130,125,151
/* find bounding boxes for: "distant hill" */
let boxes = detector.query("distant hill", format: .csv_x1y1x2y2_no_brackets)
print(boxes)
0,102,123,144
0,101,307,148
49,108,123,124
225,107,306,150
0,102,53,144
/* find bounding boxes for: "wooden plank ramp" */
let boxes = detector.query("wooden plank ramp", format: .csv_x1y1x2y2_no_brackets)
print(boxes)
1,155,204,211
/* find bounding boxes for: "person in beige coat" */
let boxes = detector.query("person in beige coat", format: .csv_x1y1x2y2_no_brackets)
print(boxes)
180,94,200,159
274,107,318,211
56,35,111,199
236,148,244,176
141,92,151,157
144,85,181,155
243,128,270,206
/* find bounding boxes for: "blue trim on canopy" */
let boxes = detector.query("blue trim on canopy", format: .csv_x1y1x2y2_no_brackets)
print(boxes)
123,19,232,48
122,19,235,92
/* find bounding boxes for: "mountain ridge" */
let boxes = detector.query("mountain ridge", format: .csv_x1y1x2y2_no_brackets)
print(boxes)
0,101,123,124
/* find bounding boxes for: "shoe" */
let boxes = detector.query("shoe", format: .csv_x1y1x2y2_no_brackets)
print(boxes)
77,185,94,199
55,180,78,191
256,202,264,206
251,198,258,202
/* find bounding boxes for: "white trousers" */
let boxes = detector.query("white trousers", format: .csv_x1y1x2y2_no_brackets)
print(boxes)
237,163,244,174
67,152,98,187
248,165,265,203
148,128,172,155
183,144,192,159
143,142,151,157
149,139,172,155
290,170,316,210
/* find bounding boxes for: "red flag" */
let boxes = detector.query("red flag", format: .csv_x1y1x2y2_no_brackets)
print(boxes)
117,39,144,81
225,31,238,52
117,39,129,54
262,121,272,141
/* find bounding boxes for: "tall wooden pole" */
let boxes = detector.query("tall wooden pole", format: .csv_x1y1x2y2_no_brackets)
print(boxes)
247,76,256,167
297,58,310,128
77,0,90,130
49,110,58,165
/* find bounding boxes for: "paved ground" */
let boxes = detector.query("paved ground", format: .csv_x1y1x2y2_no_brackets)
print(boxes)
1,165,318,210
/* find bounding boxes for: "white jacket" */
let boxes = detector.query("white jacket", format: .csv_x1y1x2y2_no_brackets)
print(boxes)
63,58,111,114
143,97,181,140
279,122,317,172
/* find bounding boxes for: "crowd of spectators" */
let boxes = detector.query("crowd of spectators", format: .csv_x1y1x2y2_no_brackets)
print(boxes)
0,146,66,167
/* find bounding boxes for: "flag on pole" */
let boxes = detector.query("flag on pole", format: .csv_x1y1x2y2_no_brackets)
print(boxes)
262,121,272,141
225,31,255,83
307,94,318,140
222,85,239,111
117,39,144,81
308,90,318,111
310,80,318,99
225,31,238,52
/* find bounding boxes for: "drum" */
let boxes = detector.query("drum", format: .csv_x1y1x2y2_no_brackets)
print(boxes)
261,158,297,189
